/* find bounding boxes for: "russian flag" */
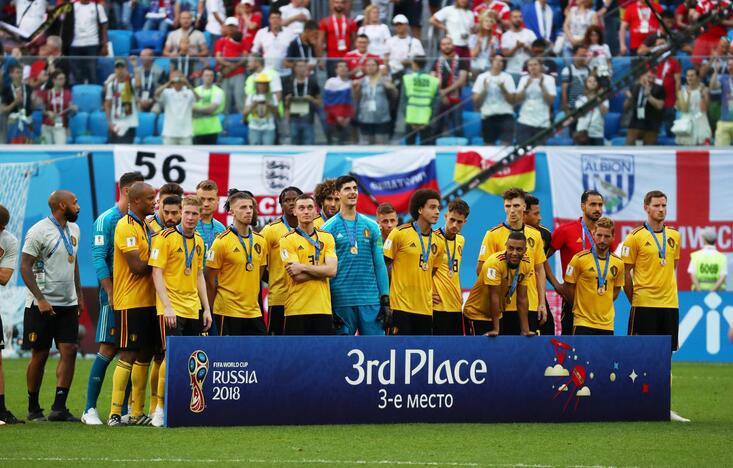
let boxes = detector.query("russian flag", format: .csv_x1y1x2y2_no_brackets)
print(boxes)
323,78,353,125
351,149,439,215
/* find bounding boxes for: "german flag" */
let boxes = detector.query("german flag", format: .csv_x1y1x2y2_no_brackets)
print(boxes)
453,149,536,195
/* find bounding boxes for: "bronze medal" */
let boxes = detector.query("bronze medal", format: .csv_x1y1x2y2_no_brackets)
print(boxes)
184,267,192,276
597,286,605,296
246,262,254,272
350,246,358,255
660,258,666,266
421,263,428,271
68,255,75,264
448,269,454,278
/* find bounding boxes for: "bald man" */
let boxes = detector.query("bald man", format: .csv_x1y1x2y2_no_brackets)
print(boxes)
20,190,83,422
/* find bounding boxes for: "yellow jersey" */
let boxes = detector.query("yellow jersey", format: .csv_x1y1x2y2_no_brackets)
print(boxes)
260,218,293,307
432,229,464,313
206,227,268,319
384,223,446,316
477,224,546,311
313,215,325,228
145,213,166,233
621,225,680,308
112,215,156,310
463,252,533,321
279,228,336,316
148,227,205,319
565,250,625,331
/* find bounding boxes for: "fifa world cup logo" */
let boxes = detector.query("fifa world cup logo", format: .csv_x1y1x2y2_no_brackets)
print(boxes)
188,350,209,413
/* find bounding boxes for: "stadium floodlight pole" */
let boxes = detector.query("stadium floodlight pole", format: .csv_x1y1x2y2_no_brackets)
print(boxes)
441,3,732,206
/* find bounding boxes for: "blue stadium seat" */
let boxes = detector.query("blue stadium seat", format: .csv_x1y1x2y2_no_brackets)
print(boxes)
72,84,104,113
108,29,133,56
609,92,626,113
97,58,115,83
154,58,171,74
612,57,631,80
88,111,109,142
611,136,628,146
69,112,89,141
604,112,622,140
203,31,215,53
470,136,487,146
132,30,165,55
224,113,248,143
436,137,468,146
553,90,562,113
137,112,157,140
143,135,163,144
156,114,165,135
462,111,481,140
261,5,270,27
547,136,573,146
31,110,43,140
461,86,473,112
217,136,245,145
75,135,108,144
658,136,677,146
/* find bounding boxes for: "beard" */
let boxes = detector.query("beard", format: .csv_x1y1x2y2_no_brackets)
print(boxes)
65,207,79,222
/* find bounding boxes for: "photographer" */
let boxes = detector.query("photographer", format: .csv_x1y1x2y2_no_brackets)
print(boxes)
243,73,280,145
156,72,199,145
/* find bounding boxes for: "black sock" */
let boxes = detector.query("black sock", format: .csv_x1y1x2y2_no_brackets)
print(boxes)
52,387,69,411
0,394,5,412
28,391,40,412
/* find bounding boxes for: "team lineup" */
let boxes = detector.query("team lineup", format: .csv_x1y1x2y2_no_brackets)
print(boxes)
0,172,683,425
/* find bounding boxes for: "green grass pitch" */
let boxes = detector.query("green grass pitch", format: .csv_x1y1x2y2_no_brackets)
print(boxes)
0,358,731,467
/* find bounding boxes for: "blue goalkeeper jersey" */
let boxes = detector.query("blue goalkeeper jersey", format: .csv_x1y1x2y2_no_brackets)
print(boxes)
91,205,124,288
196,218,227,266
323,213,389,307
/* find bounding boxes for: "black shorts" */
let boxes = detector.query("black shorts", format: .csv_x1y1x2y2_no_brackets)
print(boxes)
268,305,285,335
481,114,515,144
573,325,613,336
389,310,433,335
432,311,464,335
114,307,158,351
628,306,679,351
463,316,495,336
159,313,207,352
24,305,78,350
393,1,423,27
216,314,266,336
283,314,335,335
539,299,556,336
500,311,539,336
560,301,574,336
359,122,391,136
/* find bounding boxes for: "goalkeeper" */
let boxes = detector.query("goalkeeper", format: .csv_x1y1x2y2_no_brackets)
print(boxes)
322,176,391,335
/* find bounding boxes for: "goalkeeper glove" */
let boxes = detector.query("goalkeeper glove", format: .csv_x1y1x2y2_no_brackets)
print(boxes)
377,295,393,331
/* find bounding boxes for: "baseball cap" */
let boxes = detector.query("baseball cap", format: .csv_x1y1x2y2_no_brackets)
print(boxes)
393,14,409,25
224,16,238,27
114,58,126,68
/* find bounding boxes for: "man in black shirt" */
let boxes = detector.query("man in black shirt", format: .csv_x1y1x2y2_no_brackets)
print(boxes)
283,60,321,145
1,64,34,143
285,20,319,75
625,69,665,145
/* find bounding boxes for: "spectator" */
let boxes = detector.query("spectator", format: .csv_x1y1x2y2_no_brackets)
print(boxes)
675,0,696,30
402,55,439,146
472,54,516,145
688,227,727,291
344,34,382,81
176,0,205,28
320,0,358,77
205,0,227,43
192,68,225,145
164,11,210,58
156,71,198,145
430,0,474,60
501,9,537,81
393,0,424,40
285,20,319,73
473,0,511,31
358,5,391,57
104,58,140,144
16,0,48,38
143,0,175,34
215,17,248,113
283,60,321,145
468,11,499,76
244,56,283,101
711,58,733,146
624,69,665,145
1,64,34,143
560,44,590,134
701,39,729,133
522,0,556,45
573,75,608,145
689,0,733,66
433,36,469,138
236,0,262,53
650,35,681,137
367,0,391,23
62,0,109,85
28,36,69,91
584,25,611,81
675,68,711,145
252,10,294,77
135,48,167,114
562,0,596,57
515,57,556,144
323,60,354,144
596,0,620,55
38,70,76,145
243,73,280,145
521,39,558,77
385,15,425,83
619,0,661,56
354,57,397,144
280,0,311,36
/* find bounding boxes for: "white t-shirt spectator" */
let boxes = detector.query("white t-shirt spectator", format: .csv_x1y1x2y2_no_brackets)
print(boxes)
252,27,293,75
433,6,474,47
105,78,140,134
71,2,108,47
472,70,516,116
501,28,537,74
161,87,195,138
575,95,608,138
280,3,311,36
517,73,556,128
588,44,612,76
385,35,425,74
205,0,225,35
246,94,279,131
16,0,47,37
357,24,392,56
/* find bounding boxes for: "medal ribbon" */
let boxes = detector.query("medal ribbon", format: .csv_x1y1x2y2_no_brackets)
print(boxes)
413,222,433,268
296,226,321,263
644,222,667,261
48,216,74,257
591,247,610,290
230,224,253,267
340,214,359,251
440,228,456,273
177,225,196,271
506,262,521,300
581,218,595,250
128,211,153,252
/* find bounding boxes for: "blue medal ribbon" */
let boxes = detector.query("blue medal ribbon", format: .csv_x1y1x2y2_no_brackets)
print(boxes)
581,218,595,250
296,226,321,263
340,214,359,251
591,247,610,291
282,216,292,230
440,228,456,272
128,211,153,251
177,225,196,271
413,222,433,269
230,224,253,266
47,216,74,257
506,262,521,300
502,222,524,232
153,212,164,230
644,222,667,261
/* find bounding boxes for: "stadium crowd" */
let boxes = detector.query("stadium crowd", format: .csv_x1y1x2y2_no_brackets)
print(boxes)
0,171,700,426
0,0,732,146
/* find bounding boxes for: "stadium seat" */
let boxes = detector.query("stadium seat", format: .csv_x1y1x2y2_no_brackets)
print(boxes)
553,90,562,113
108,29,133,56
224,114,248,143
75,135,108,144
88,111,109,142
136,112,157,141
436,137,468,146
156,114,165,135
204,31,215,53
470,136,487,146
461,86,473,112
97,58,115,83
154,58,171,73
546,136,573,146
612,57,631,80
72,84,104,113
143,135,163,144
604,112,622,140
217,136,245,145
132,30,165,55
462,111,481,140
261,5,270,27
31,110,43,141
658,136,677,146
609,92,626,113
611,136,628,146
69,112,89,141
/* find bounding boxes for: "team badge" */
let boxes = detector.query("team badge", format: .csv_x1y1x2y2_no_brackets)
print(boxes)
254,243,262,254
130,334,138,342
431,244,438,254
458,245,462,255
188,350,209,413
71,236,77,247
581,153,635,215
196,245,202,256
363,228,370,238
527,237,535,248
610,266,619,277
262,157,293,191
667,238,675,248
